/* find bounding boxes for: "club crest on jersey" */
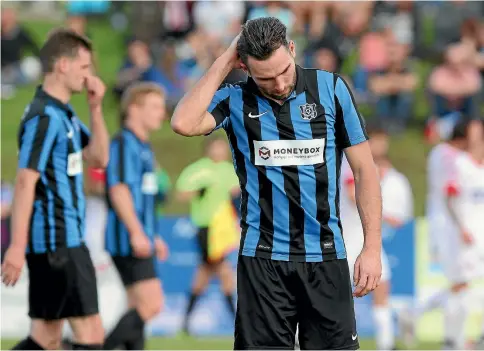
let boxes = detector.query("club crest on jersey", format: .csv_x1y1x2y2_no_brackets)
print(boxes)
259,146,270,160
299,103,317,120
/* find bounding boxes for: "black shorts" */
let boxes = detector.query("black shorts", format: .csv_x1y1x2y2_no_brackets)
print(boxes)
26,244,99,320
112,255,157,287
234,256,359,350
197,227,226,265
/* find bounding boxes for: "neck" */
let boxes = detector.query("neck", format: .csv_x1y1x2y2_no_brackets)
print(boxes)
124,119,149,141
42,75,71,104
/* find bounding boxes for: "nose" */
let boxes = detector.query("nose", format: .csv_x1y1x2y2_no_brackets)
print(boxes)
274,77,285,93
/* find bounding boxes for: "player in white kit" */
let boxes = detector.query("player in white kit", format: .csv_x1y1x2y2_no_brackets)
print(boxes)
63,168,127,348
399,119,483,348
442,119,484,350
341,127,413,350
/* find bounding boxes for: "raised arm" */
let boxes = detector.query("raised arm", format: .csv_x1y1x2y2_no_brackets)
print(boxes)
171,35,240,136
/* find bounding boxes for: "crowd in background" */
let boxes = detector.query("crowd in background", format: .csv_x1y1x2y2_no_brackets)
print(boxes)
1,0,484,260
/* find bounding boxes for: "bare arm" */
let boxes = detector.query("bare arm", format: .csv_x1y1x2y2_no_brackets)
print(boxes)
9,169,39,250
109,184,145,237
83,108,109,168
345,142,382,252
171,35,240,136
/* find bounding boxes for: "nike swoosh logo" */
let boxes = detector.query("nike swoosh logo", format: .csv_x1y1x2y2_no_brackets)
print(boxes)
352,334,358,341
248,111,268,118
67,129,74,138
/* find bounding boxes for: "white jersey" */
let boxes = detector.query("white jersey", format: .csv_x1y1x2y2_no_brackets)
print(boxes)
340,158,414,247
84,196,110,267
340,157,413,282
439,153,484,282
426,143,463,231
447,153,484,248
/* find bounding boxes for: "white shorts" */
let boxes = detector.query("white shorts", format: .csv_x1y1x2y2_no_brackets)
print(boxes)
439,243,484,284
346,244,391,283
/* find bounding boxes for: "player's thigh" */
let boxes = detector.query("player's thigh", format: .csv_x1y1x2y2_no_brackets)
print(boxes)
67,246,104,343
114,256,163,319
126,278,164,320
30,319,64,350
297,259,359,350
234,256,298,350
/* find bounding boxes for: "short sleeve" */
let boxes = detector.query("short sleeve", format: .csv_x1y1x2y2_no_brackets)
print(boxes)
334,74,369,148
78,119,91,148
207,84,232,132
383,175,414,222
106,137,138,188
176,161,213,192
18,115,60,172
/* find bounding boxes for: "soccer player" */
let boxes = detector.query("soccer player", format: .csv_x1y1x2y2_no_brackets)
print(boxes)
398,118,475,346
1,29,109,350
175,136,240,336
340,127,413,350
171,17,382,350
441,118,484,350
103,82,169,350
62,168,127,350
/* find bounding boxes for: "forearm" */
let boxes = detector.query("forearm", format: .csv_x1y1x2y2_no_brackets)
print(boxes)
171,53,233,134
354,166,382,251
10,178,36,249
86,108,109,168
109,185,144,237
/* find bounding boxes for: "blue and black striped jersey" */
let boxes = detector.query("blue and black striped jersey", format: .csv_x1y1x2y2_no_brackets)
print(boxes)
208,66,368,262
105,128,158,256
18,87,91,253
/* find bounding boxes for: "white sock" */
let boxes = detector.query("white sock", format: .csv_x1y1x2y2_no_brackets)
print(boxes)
412,289,450,318
373,305,395,350
444,289,470,349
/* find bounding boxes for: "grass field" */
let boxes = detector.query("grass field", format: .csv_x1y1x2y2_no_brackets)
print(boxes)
0,336,443,350
1,19,432,216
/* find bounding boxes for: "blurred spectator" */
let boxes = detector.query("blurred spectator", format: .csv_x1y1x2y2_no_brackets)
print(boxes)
428,42,482,140
192,0,244,47
1,7,40,98
307,38,343,73
289,1,330,41
66,0,110,16
113,39,184,109
129,2,165,45
66,15,89,37
372,1,415,47
247,2,295,34
1,181,14,263
162,1,195,40
369,30,418,133
414,1,483,62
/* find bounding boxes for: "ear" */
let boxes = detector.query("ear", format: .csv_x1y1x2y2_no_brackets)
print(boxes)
288,40,296,58
240,62,249,75
57,57,70,74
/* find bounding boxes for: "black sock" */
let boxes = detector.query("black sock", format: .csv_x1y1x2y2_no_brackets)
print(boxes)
183,292,201,332
103,308,145,350
71,343,103,350
12,337,44,350
124,331,145,350
224,293,236,316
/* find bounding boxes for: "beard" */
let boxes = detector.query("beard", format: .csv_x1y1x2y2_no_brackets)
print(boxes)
259,69,297,101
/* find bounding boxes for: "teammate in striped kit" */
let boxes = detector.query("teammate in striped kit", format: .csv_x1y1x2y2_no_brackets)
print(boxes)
1,29,109,350
103,83,169,350
172,17,383,350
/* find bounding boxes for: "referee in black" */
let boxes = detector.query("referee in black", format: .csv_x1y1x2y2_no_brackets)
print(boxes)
1,29,109,350
172,17,382,350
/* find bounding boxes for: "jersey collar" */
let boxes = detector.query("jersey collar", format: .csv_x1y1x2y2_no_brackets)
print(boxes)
35,85,74,117
246,64,306,101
